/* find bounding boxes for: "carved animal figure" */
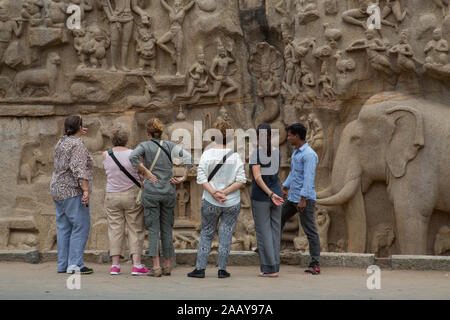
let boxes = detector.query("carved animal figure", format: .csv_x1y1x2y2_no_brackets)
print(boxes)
14,52,61,97
434,226,450,255
317,93,450,254
370,223,395,256
19,148,46,184
334,50,356,75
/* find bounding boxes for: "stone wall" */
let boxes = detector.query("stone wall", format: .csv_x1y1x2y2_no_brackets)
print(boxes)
0,0,448,256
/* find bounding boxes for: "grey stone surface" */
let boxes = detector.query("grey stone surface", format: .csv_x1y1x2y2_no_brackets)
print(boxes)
391,255,450,271
0,250,40,264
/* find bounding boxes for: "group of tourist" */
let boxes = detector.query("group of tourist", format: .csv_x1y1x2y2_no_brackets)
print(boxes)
50,115,320,278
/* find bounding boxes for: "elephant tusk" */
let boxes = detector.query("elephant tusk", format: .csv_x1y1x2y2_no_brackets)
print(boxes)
316,177,361,206
317,185,333,199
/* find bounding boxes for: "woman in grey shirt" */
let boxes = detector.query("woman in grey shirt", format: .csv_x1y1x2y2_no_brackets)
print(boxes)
129,118,193,277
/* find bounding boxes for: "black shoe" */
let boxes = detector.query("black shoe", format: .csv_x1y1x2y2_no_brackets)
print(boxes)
187,268,205,278
304,265,320,275
218,269,230,278
80,266,94,275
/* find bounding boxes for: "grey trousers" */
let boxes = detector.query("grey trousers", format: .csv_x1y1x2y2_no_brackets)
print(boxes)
251,200,282,274
196,200,241,270
142,192,176,258
281,200,320,267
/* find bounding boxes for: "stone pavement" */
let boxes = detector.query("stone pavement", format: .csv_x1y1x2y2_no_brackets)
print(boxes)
0,262,449,300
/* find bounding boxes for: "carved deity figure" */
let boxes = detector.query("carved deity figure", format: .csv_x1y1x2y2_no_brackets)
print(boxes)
0,3,23,63
102,0,149,71
85,25,110,69
176,182,190,219
347,29,395,76
300,62,316,105
173,50,209,102
342,0,396,30
21,0,44,27
200,39,238,103
318,62,336,101
136,23,156,72
281,33,300,96
424,28,449,66
389,30,417,74
45,0,68,27
433,0,449,17
294,0,319,25
157,0,195,76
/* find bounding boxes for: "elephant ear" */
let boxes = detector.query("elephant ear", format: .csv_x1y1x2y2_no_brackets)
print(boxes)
386,106,425,178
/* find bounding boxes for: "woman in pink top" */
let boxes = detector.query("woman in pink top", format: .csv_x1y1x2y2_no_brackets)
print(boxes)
102,127,149,276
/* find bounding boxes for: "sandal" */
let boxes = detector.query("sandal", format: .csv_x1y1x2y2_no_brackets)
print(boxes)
304,265,320,275
162,266,172,276
147,267,162,277
258,272,279,278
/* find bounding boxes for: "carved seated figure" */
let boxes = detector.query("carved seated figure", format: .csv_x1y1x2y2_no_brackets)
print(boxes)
21,0,44,27
295,0,319,25
45,0,68,28
424,28,449,66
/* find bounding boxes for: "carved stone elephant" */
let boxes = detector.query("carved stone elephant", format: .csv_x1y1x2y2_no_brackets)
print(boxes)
317,93,450,254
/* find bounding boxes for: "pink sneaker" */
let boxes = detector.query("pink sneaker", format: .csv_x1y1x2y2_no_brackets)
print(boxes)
110,265,121,275
132,265,149,276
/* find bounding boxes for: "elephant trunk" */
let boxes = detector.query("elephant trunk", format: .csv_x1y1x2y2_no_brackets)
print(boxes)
317,176,360,206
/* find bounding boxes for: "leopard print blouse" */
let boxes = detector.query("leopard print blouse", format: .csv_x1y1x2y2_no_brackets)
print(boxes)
50,135,93,201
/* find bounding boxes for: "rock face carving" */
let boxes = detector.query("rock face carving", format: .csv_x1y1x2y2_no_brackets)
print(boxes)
370,223,395,256
317,93,450,254
434,226,450,255
0,0,448,255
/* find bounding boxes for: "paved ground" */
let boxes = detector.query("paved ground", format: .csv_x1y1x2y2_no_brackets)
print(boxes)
0,262,449,300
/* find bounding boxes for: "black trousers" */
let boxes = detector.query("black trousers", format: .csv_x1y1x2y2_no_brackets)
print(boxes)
281,200,320,267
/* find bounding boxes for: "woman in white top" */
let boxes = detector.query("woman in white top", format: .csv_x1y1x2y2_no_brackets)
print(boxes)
188,121,247,279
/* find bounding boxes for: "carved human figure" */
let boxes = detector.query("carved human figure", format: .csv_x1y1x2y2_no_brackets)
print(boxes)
323,23,342,49
200,39,238,103
176,182,190,219
173,51,209,102
315,207,330,252
334,50,356,76
136,23,157,72
275,0,294,32
0,3,23,63
381,0,408,25
347,29,395,77
256,69,281,124
370,223,395,256
342,0,396,30
21,0,44,27
84,25,110,69
300,62,316,105
73,28,89,68
318,62,336,101
45,0,68,27
294,0,319,25
306,113,324,157
102,0,149,71
157,0,195,76
389,30,417,74
433,0,449,17
424,28,449,66
281,33,300,96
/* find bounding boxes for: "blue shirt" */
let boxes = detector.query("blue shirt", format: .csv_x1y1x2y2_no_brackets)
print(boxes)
282,143,318,202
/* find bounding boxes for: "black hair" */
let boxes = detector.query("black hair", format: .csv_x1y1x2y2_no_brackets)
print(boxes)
286,123,307,141
64,116,82,136
256,123,272,157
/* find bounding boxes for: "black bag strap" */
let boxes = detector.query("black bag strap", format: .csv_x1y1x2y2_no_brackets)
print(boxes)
108,149,141,188
208,150,234,182
150,139,172,164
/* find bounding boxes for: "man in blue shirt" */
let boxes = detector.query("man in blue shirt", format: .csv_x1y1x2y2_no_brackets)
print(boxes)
281,123,321,274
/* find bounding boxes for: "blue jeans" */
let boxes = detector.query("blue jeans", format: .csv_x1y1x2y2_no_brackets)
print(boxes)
54,195,90,272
